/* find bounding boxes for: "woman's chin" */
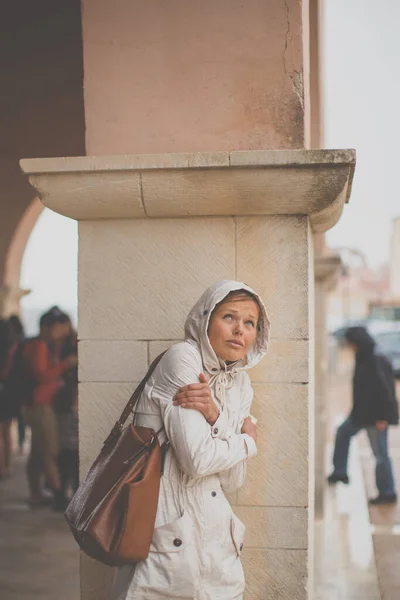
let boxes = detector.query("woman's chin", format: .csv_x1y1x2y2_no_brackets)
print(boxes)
219,350,245,363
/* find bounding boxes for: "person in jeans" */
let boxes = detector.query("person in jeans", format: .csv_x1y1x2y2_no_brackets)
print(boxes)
22,308,78,508
56,387,79,508
328,326,399,504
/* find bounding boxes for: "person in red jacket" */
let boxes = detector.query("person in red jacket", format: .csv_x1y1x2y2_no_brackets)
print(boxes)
22,307,77,508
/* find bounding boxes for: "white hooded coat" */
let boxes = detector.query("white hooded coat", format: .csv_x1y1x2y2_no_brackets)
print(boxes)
112,281,270,600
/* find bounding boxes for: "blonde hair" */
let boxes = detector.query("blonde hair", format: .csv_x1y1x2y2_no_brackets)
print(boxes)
213,289,262,331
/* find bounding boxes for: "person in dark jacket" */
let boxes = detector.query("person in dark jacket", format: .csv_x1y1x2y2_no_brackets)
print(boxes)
328,326,399,504
8,314,27,452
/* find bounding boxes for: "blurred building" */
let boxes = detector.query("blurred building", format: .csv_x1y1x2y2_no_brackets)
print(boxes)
328,260,390,329
390,216,400,298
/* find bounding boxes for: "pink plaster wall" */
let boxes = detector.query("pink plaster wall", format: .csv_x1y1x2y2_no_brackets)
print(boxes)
82,0,308,155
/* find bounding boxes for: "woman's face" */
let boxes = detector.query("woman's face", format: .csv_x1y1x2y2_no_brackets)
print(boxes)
208,297,260,362
48,322,71,342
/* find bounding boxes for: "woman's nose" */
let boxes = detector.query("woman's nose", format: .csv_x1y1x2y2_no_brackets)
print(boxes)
233,321,244,335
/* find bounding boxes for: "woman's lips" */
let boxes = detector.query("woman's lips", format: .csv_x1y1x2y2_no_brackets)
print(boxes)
226,340,244,348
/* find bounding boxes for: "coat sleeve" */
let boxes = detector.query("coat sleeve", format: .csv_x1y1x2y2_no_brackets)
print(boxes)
373,355,397,422
218,373,255,494
152,344,257,480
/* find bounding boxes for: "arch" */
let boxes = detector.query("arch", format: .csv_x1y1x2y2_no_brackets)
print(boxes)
4,197,44,289
0,198,44,316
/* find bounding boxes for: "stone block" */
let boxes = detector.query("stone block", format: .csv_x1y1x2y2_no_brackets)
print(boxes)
225,490,237,505
236,216,309,340
234,506,307,549
142,166,349,220
250,340,308,383
21,149,356,230
79,340,148,382
79,218,235,340
30,171,144,221
79,382,136,473
149,340,182,363
23,152,229,171
243,549,308,600
124,151,230,169
237,383,309,507
230,148,355,167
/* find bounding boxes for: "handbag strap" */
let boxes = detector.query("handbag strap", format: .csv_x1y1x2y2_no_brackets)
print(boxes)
103,351,167,446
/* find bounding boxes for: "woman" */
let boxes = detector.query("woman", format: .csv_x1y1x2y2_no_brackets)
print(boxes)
328,326,398,504
112,280,270,600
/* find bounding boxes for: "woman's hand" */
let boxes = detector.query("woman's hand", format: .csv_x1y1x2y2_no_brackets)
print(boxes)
173,373,219,425
241,416,257,442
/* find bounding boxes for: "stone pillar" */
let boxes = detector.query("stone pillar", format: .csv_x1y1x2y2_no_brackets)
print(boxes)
80,0,309,155
313,256,341,519
21,148,355,600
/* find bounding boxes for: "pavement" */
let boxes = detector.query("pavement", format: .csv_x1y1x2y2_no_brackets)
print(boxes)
0,439,79,600
324,364,400,600
361,426,400,599
314,437,381,600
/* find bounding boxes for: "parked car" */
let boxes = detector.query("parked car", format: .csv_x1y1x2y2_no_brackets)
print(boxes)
331,320,400,346
330,320,367,344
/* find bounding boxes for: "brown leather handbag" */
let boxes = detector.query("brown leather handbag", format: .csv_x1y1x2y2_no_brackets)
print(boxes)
65,352,168,567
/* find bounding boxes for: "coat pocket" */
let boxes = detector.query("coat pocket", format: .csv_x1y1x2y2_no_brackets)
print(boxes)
150,511,193,553
132,512,196,599
230,513,246,556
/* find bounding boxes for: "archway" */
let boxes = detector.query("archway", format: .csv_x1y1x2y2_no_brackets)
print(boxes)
0,198,43,316
4,198,44,288
19,208,78,336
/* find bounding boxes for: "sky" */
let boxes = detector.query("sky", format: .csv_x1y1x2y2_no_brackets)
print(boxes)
20,210,77,334
20,0,400,328
323,0,400,267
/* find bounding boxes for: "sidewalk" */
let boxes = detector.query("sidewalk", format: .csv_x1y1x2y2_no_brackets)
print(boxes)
323,367,400,600
361,426,400,599
314,434,381,600
0,447,79,600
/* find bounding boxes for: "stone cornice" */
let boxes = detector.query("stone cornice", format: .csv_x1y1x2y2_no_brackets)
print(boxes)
314,254,342,290
20,149,356,233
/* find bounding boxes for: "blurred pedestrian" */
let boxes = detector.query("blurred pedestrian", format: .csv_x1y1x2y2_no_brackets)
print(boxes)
328,326,399,504
51,308,79,508
8,314,24,344
55,386,79,508
0,319,14,478
8,314,27,452
20,307,78,508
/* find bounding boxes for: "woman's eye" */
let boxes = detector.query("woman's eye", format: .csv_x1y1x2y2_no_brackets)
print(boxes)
223,314,233,320
246,320,255,327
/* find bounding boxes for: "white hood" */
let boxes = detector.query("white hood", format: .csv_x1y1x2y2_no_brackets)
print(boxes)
184,280,270,376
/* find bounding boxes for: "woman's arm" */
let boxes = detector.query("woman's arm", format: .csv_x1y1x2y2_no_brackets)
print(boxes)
152,344,257,480
219,373,255,493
